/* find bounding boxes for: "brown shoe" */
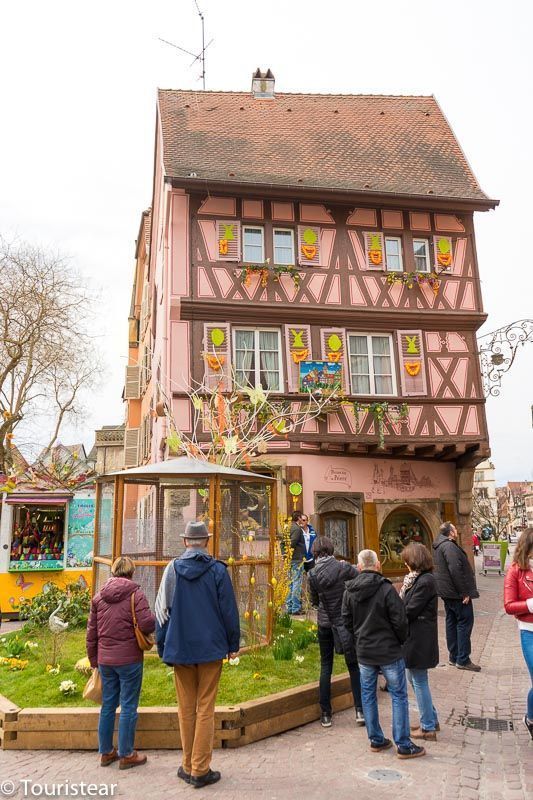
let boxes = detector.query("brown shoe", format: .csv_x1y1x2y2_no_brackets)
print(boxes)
411,729,437,741
411,722,440,733
119,751,147,770
100,748,119,767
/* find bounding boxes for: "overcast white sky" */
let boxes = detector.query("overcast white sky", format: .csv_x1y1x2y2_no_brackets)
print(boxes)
1,0,532,484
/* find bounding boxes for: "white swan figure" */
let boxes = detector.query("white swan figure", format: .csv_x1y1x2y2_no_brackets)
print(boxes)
48,603,69,634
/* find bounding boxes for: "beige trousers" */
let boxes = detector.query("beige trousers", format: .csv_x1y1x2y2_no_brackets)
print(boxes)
173,661,223,777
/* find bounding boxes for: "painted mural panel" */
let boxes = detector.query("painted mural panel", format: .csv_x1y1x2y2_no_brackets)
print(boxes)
286,454,455,504
67,498,95,568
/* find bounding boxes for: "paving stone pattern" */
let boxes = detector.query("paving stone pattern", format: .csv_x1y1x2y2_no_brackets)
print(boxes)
1,567,531,800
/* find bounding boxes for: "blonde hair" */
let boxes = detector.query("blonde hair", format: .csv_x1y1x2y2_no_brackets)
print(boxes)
111,556,135,578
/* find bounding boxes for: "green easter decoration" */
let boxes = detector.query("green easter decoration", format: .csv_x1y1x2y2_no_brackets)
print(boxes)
291,329,305,348
327,334,342,353
210,328,225,347
302,228,317,245
223,224,235,241
405,335,419,355
437,238,450,254
289,481,303,497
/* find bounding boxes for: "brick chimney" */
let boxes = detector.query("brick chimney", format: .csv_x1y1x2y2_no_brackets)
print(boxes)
251,68,275,99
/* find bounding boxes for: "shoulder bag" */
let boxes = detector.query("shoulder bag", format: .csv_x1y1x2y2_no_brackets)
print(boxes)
83,668,102,704
131,592,155,651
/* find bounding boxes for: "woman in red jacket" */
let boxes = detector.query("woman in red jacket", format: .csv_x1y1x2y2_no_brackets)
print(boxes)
86,556,156,769
504,528,533,741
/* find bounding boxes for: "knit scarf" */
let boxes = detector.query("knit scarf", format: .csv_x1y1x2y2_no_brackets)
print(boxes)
399,570,420,599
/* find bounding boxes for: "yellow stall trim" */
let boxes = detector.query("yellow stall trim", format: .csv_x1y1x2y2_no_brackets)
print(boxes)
0,570,92,616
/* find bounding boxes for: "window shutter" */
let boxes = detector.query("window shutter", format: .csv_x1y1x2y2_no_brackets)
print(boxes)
397,330,427,396
320,328,348,391
363,231,385,269
140,282,150,335
124,427,140,468
124,366,141,400
433,236,453,270
284,325,312,392
297,225,321,266
203,322,232,390
217,221,241,261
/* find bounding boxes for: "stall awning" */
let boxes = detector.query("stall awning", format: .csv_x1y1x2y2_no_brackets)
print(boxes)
5,494,72,505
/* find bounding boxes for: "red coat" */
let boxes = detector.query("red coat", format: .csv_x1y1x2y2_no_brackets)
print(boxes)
504,562,533,624
86,577,155,668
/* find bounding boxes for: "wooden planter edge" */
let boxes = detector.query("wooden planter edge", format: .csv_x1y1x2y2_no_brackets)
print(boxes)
0,673,354,750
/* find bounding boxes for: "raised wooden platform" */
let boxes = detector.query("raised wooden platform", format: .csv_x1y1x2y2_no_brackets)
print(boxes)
0,674,354,750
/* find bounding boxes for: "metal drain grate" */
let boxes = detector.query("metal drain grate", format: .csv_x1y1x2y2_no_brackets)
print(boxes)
368,769,403,783
461,715,514,732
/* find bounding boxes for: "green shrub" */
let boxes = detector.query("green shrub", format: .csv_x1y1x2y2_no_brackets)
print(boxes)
1,634,25,658
19,582,91,630
272,636,294,661
276,613,292,629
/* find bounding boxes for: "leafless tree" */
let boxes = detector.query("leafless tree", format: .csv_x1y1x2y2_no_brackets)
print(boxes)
0,238,100,476
471,489,508,540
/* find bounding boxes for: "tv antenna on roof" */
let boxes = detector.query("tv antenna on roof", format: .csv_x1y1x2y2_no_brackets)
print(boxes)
158,1,213,90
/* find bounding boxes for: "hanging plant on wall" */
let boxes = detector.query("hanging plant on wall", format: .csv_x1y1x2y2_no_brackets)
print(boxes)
353,401,410,450
237,259,301,289
386,271,442,296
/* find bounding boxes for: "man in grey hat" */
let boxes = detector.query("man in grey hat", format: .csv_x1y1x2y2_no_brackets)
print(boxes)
155,521,240,789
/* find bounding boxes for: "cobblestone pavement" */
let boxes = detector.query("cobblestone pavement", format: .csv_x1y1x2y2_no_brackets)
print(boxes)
1,567,532,800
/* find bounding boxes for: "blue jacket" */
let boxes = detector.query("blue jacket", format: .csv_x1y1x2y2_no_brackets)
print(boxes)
156,553,240,665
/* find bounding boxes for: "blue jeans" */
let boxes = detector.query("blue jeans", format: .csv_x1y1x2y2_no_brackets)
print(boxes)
407,668,439,732
444,598,474,666
286,562,303,613
98,662,143,758
359,658,411,748
520,630,533,720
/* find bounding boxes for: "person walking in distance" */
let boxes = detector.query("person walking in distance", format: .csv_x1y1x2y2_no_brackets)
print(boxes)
342,549,426,759
504,527,533,741
300,514,317,573
400,543,440,741
433,522,481,671
286,511,306,614
86,556,155,770
308,537,364,728
155,522,240,789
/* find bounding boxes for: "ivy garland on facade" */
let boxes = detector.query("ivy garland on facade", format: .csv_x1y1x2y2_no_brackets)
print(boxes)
386,271,442,295
237,260,301,289
353,401,410,450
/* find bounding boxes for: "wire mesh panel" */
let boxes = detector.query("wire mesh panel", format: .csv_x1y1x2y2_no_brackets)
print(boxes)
219,480,271,562
93,561,112,593
133,564,159,610
96,482,114,558
161,481,210,560
122,482,158,559
229,561,270,646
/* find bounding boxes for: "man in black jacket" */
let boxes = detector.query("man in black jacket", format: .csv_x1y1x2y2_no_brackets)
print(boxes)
342,549,425,759
286,512,305,614
433,521,481,672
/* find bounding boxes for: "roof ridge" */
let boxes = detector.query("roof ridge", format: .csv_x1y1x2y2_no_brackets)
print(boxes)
157,88,435,99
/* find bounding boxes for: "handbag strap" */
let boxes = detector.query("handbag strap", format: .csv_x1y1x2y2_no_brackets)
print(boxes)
130,592,139,629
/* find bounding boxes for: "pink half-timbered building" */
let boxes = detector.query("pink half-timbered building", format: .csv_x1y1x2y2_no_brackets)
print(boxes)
124,71,497,574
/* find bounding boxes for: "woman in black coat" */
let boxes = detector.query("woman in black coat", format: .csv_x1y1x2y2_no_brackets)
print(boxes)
400,542,440,741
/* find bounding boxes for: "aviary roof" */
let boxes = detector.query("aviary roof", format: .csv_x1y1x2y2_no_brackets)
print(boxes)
157,90,492,203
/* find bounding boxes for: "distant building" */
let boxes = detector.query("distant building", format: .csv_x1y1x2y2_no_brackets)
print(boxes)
472,460,498,532
92,424,125,474
496,480,533,536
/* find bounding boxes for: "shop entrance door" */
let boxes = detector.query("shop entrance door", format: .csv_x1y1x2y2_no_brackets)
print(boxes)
320,512,356,562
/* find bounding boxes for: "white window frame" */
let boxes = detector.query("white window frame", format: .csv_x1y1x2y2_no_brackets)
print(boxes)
413,238,431,273
385,236,403,272
242,225,265,264
273,227,295,266
347,332,397,397
233,327,283,392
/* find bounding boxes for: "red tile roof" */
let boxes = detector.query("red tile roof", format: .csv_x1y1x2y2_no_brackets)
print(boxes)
157,90,494,205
